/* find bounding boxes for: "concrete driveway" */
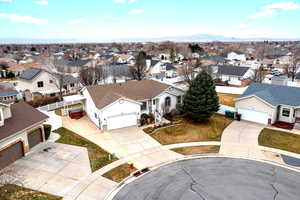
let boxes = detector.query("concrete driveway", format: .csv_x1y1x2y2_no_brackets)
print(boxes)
220,121,266,158
62,116,182,169
4,142,91,197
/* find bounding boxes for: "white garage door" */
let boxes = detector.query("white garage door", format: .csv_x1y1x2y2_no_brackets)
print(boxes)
237,109,269,125
107,113,138,130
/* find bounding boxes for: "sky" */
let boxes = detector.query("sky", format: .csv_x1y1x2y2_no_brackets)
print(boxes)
0,0,300,41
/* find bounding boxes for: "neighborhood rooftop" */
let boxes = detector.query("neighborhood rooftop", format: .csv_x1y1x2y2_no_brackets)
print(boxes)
239,83,300,107
0,102,48,140
19,67,42,80
86,80,171,109
217,65,250,77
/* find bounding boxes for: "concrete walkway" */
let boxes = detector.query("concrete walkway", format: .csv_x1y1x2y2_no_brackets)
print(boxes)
220,121,266,159
62,116,182,169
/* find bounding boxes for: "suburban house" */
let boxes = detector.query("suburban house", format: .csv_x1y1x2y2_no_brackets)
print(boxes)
146,60,164,75
0,102,48,170
209,65,252,86
56,59,94,73
81,80,185,130
16,68,79,100
235,83,300,128
0,89,19,103
8,63,41,77
227,51,247,62
114,54,135,64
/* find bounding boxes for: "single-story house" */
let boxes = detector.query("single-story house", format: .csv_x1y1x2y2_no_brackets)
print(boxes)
235,83,300,125
209,65,252,86
0,102,48,170
227,51,246,62
81,80,185,130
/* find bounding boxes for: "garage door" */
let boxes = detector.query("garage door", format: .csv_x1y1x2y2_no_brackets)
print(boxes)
237,109,269,125
0,142,24,170
107,113,137,130
28,128,43,149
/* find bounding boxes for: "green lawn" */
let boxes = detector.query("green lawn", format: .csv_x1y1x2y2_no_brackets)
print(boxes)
102,164,136,183
54,128,117,172
258,128,300,154
147,114,233,145
0,184,62,200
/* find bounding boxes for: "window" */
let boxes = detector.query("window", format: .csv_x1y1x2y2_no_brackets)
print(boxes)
141,101,147,111
49,80,53,84
282,108,290,117
37,81,44,88
165,97,171,107
152,99,156,105
70,83,75,87
177,96,182,104
94,113,98,119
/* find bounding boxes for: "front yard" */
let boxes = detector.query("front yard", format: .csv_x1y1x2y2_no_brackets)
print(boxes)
146,114,233,145
102,164,136,183
54,128,117,172
0,184,62,200
171,146,220,155
217,93,239,107
258,128,300,154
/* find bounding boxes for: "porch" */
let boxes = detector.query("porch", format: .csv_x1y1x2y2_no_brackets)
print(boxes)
272,105,300,130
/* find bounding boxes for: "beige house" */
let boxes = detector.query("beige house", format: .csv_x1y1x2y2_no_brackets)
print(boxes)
0,102,48,170
235,83,300,127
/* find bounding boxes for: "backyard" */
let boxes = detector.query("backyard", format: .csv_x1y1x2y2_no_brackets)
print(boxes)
54,128,117,172
146,114,233,145
217,93,239,107
0,184,62,200
258,128,300,154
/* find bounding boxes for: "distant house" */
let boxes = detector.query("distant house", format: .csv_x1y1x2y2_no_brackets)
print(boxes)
114,54,135,64
235,83,300,126
227,51,247,62
0,102,48,170
81,80,185,130
8,63,41,77
56,59,93,73
165,63,177,78
147,60,165,76
209,65,252,86
16,68,79,100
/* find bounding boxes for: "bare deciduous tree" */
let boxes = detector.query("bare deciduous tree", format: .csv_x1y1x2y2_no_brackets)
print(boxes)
289,49,300,82
129,51,147,81
178,60,201,86
79,67,105,86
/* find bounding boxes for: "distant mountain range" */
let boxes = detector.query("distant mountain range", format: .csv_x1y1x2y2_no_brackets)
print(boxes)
0,34,299,44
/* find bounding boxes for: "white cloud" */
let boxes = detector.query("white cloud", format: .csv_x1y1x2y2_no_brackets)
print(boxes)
113,0,136,3
0,0,12,2
129,9,144,14
70,19,88,24
248,1,300,19
35,0,48,6
0,13,48,24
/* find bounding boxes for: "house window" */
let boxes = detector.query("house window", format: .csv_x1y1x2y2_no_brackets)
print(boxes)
94,113,98,119
152,99,156,105
141,101,147,111
282,108,290,117
49,80,53,84
37,81,44,88
177,96,182,104
165,97,171,107
70,83,75,87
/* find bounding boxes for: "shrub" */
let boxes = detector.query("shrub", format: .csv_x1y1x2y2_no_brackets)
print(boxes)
44,124,52,140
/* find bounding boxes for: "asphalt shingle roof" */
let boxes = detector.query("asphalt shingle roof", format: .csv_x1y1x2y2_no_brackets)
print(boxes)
240,83,300,107
217,65,250,77
19,67,42,80
0,90,19,97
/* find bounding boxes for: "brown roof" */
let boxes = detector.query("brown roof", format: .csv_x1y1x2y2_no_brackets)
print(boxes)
8,63,41,72
86,80,171,109
0,102,48,141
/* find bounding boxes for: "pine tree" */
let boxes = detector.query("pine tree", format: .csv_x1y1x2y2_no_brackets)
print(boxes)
182,70,219,121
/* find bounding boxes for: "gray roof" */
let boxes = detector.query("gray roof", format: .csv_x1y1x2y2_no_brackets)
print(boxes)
217,65,250,77
0,90,19,97
165,63,176,71
19,68,42,80
296,73,300,80
67,59,91,67
239,83,300,107
151,60,160,66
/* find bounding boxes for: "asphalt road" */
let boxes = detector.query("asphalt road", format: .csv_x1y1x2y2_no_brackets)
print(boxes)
112,157,300,200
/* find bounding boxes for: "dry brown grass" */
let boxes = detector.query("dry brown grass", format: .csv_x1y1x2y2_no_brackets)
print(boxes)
171,146,220,155
102,164,136,183
151,114,233,145
217,93,240,107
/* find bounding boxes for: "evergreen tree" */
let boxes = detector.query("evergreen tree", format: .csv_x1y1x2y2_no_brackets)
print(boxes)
182,70,219,121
